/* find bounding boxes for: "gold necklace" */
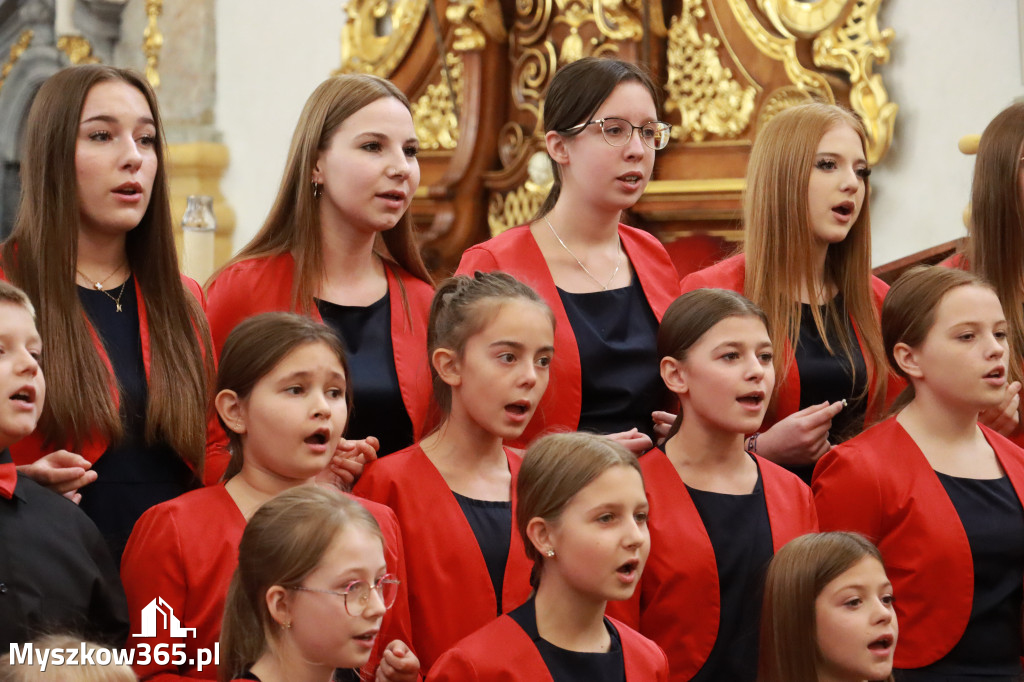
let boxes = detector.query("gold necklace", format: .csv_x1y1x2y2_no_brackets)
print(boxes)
96,277,129,313
543,216,622,291
76,263,125,291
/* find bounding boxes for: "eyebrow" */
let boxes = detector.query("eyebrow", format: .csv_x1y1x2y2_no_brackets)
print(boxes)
358,131,419,145
815,150,867,164
81,114,157,127
490,340,555,353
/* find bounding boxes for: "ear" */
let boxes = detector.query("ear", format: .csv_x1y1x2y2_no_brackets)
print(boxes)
265,585,293,628
545,130,570,166
215,389,246,435
526,516,555,557
311,154,324,185
431,347,462,388
660,356,689,396
892,342,923,380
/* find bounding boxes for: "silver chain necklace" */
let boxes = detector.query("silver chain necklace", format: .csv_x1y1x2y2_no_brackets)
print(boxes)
543,216,622,291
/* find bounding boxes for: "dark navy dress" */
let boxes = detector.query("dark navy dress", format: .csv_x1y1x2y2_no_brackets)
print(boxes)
896,472,1024,682
509,596,626,682
317,293,415,457
77,278,198,563
686,464,774,682
453,491,513,615
558,274,662,442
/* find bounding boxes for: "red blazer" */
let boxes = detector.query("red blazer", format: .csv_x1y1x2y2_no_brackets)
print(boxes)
425,612,668,681
606,448,818,680
205,253,434,442
456,224,680,446
121,484,412,681
1,273,226,485
680,253,902,430
812,417,1024,668
353,444,533,671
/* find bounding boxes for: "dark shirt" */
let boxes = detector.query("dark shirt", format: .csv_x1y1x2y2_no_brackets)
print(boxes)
686,464,773,682
793,297,868,483
317,293,415,456
901,473,1024,679
509,596,626,682
77,279,198,562
453,491,512,615
558,274,662,441
0,449,128,646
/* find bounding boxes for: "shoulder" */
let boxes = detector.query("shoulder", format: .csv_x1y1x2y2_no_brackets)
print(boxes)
813,418,901,485
209,254,292,290
869,275,889,307
354,445,427,494
680,254,745,293
133,485,234,530
756,454,811,491
178,274,204,304
458,227,533,269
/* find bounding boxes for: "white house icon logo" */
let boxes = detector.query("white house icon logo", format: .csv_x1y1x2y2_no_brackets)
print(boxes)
133,597,197,638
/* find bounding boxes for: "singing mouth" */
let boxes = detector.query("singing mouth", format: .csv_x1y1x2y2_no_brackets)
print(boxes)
505,400,530,416
832,201,855,216
304,428,329,446
868,633,894,651
113,182,143,196
737,391,765,406
10,386,35,404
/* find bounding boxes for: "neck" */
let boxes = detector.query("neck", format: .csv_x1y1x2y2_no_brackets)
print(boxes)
665,412,749,468
77,231,128,273
226,463,315,520
319,221,379,282
533,575,609,651
799,243,830,304
545,199,621,247
422,405,507,470
249,647,333,682
896,388,981,445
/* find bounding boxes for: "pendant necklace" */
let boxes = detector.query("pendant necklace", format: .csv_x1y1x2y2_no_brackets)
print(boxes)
96,277,130,313
76,263,125,291
544,216,622,290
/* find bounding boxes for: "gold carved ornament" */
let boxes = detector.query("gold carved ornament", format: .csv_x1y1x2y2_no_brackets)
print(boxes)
338,0,428,76
143,0,163,88
411,52,464,150
0,29,33,96
665,0,756,142
446,0,507,51
488,151,553,236
57,35,100,65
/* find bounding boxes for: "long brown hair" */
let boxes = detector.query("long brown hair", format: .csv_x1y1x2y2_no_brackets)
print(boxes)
215,312,351,479
759,531,893,682
744,103,886,416
2,65,213,474
218,74,431,313
882,265,994,413
965,102,1024,387
536,57,660,219
219,485,383,682
658,288,769,438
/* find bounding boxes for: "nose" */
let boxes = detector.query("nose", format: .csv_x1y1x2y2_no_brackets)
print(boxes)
839,164,860,193
623,126,647,159
745,353,766,381
361,583,388,619
873,597,894,625
624,515,647,549
388,149,412,179
120,138,144,173
16,350,39,377
518,361,539,389
986,332,1007,359
312,390,332,419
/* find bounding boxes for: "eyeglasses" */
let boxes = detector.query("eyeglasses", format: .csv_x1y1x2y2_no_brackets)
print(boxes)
561,117,673,150
289,574,399,617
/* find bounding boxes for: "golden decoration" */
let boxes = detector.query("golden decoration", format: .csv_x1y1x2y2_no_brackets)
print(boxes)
0,29,33,96
339,0,428,76
665,0,756,142
757,0,847,38
143,0,163,88
488,150,552,236
811,0,897,164
552,0,643,63
756,85,814,130
411,52,464,150
446,0,507,51
57,35,100,65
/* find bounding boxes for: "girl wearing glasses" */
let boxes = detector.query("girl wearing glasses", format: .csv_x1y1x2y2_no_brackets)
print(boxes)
355,272,554,671
220,485,414,682
681,103,899,482
426,432,668,681
457,57,680,452
122,313,417,681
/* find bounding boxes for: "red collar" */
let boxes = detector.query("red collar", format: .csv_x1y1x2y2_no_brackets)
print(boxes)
0,461,16,499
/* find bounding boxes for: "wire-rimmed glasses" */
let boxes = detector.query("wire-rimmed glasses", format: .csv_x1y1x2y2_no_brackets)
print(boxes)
561,117,673,150
289,574,400,617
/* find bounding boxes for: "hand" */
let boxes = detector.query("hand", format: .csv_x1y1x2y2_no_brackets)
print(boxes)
651,411,677,443
17,450,97,502
375,640,420,682
323,436,381,490
754,401,846,468
605,428,653,455
979,380,1022,437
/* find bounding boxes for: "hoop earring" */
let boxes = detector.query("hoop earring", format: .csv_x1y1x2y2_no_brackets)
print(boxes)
312,181,323,199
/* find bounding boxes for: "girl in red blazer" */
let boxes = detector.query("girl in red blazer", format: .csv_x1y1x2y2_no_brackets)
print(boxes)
456,57,680,452
607,288,817,681
759,532,896,682
355,272,555,671
427,432,668,681
814,265,1024,678
1,65,215,560
680,103,896,483
206,74,433,459
122,313,416,682
220,486,416,682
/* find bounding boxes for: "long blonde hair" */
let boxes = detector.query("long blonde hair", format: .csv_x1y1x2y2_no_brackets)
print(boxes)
744,103,886,415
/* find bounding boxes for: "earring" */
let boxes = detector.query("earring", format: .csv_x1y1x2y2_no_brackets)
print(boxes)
545,549,555,558
311,181,323,199
282,621,292,629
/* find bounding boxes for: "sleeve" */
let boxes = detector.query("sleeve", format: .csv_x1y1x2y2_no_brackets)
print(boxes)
120,506,197,682
455,246,500,277
424,648,481,682
811,445,884,543
204,408,231,486
205,267,251,357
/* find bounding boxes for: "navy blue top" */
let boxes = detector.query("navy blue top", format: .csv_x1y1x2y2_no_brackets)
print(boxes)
77,278,198,563
509,596,625,682
453,491,512,615
316,293,414,457
685,464,773,682
904,472,1024,678
558,274,661,442
793,297,867,483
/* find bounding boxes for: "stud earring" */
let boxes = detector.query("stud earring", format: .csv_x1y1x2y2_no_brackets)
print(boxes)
282,621,291,629
311,181,323,199
545,549,555,558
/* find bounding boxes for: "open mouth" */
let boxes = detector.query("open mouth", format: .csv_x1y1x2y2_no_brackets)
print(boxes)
353,629,378,642
832,201,855,216
986,366,1006,380
114,183,143,196
868,634,894,651
304,429,329,446
617,558,640,576
618,173,643,185
378,191,405,202
737,391,764,407
10,386,35,404
505,401,530,416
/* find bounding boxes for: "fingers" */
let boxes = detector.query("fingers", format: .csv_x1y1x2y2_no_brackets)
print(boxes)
606,429,653,455
651,411,676,428
327,458,361,489
377,641,419,682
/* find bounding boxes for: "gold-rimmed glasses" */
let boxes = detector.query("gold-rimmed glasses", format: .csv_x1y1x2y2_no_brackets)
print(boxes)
561,117,672,150
289,574,399,617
